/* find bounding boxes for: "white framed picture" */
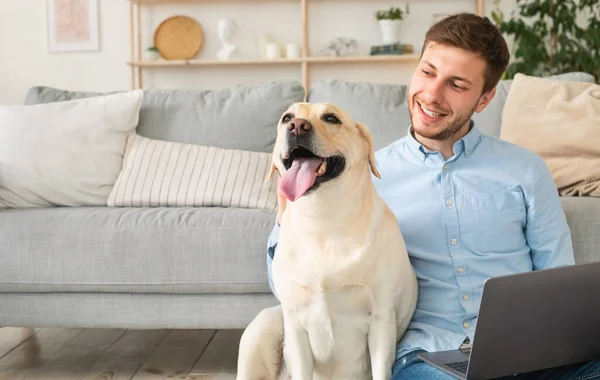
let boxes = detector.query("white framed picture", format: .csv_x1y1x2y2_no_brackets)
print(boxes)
47,0,99,52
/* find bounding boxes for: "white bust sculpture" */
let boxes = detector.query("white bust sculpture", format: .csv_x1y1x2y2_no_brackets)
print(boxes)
216,18,239,60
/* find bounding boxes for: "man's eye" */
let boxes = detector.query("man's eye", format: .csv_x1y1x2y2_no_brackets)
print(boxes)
452,83,465,90
282,113,292,122
422,69,432,76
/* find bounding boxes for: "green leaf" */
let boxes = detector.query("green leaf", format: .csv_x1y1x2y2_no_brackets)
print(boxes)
496,0,600,82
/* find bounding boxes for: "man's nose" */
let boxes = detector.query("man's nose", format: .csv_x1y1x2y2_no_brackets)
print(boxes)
422,80,445,103
287,118,313,136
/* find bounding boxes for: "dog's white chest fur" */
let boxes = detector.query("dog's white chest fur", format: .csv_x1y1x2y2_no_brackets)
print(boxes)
272,218,409,380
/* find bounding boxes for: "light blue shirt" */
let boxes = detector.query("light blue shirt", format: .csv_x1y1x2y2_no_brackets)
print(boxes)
266,121,574,361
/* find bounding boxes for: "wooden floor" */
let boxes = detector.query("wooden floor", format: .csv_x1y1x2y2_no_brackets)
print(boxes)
0,327,242,379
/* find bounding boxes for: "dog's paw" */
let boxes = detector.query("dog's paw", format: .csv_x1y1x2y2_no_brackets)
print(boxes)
372,368,393,380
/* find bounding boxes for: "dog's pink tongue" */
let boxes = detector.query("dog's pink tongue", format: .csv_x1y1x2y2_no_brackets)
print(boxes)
279,158,322,202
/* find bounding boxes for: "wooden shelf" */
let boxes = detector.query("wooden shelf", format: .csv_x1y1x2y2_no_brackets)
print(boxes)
128,58,302,67
128,0,297,3
305,55,418,63
127,54,419,67
128,0,485,90
129,0,484,4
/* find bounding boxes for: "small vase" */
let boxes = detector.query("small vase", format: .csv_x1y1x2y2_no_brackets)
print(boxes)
378,19,401,44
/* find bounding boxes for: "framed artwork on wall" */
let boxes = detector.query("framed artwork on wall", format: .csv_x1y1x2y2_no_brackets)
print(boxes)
47,0,99,52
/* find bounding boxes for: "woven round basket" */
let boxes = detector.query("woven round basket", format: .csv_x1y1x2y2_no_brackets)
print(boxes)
154,15,204,60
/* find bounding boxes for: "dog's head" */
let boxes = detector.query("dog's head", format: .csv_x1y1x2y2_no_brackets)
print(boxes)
266,102,380,202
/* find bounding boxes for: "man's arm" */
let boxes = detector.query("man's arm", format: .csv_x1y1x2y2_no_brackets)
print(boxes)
267,180,286,301
525,157,575,270
267,221,280,300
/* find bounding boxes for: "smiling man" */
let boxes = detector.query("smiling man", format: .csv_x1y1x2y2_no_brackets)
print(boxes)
266,12,600,380
372,13,598,379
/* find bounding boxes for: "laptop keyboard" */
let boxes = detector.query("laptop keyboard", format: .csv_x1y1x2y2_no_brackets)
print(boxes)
446,360,469,374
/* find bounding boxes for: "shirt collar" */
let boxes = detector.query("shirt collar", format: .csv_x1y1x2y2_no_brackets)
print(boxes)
406,119,482,161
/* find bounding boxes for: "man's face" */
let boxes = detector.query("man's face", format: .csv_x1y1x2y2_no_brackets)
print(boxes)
407,42,495,141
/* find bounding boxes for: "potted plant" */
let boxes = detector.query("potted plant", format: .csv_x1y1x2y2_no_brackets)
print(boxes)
491,0,599,82
375,5,410,45
143,46,161,61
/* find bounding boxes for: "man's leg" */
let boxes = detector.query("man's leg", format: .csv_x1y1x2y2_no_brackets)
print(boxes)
392,350,456,380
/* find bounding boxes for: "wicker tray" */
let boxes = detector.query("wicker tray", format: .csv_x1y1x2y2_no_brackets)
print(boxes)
154,15,204,60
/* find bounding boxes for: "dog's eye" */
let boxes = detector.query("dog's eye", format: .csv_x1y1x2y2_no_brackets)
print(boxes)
282,113,293,123
323,113,341,124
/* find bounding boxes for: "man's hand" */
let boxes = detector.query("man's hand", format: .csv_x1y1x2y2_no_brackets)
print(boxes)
276,177,287,225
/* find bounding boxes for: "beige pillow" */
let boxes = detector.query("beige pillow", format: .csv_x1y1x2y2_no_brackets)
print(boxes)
107,134,277,210
500,73,600,197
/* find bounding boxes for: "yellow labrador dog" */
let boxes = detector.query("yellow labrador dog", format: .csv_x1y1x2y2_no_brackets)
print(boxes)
237,102,418,380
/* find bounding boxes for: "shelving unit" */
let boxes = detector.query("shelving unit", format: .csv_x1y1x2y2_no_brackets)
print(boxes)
127,0,486,90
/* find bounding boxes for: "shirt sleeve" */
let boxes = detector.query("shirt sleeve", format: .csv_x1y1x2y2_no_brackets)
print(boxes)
266,220,280,300
525,158,576,270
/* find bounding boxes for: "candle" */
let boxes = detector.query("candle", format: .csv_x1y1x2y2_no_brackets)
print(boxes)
286,43,300,59
265,43,280,60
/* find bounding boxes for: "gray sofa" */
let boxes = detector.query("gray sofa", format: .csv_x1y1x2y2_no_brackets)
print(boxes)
1,73,598,330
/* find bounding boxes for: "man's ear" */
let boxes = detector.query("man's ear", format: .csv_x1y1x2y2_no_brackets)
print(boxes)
475,87,496,113
356,121,381,179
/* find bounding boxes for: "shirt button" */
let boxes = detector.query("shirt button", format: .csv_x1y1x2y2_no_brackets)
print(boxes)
443,164,449,170
451,238,457,245
465,149,470,156
445,199,453,206
463,321,471,328
463,294,470,301
457,267,465,274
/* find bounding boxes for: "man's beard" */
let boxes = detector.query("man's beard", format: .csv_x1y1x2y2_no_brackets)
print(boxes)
410,100,478,141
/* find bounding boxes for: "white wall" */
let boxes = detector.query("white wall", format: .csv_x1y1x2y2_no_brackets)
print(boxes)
0,0,517,105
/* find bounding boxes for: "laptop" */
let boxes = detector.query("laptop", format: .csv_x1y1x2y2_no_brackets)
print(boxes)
417,260,600,380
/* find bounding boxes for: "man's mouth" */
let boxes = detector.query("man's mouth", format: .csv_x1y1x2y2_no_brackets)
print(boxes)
279,146,345,202
417,101,448,121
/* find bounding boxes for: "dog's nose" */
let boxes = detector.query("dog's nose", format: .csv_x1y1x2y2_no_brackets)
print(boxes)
287,118,313,136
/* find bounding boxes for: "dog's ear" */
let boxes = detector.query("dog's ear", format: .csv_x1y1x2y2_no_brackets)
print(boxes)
265,165,276,182
265,162,277,183
356,121,381,179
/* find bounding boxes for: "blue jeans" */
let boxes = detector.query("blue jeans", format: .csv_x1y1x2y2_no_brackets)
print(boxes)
392,350,600,380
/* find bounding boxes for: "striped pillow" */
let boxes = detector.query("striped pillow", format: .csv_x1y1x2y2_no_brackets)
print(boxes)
107,134,277,210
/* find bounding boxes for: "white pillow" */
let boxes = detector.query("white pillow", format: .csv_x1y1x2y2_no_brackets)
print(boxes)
107,134,277,210
0,90,143,208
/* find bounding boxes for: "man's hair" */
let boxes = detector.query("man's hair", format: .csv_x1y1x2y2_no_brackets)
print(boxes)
421,13,510,94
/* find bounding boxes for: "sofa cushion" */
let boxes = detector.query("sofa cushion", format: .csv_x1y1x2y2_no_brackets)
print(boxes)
107,134,277,210
0,90,142,208
1,198,597,295
561,197,600,264
0,207,276,294
472,71,596,138
500,73,600,197
24,81,306,153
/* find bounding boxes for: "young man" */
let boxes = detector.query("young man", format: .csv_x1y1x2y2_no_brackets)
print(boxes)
266,13,600,379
